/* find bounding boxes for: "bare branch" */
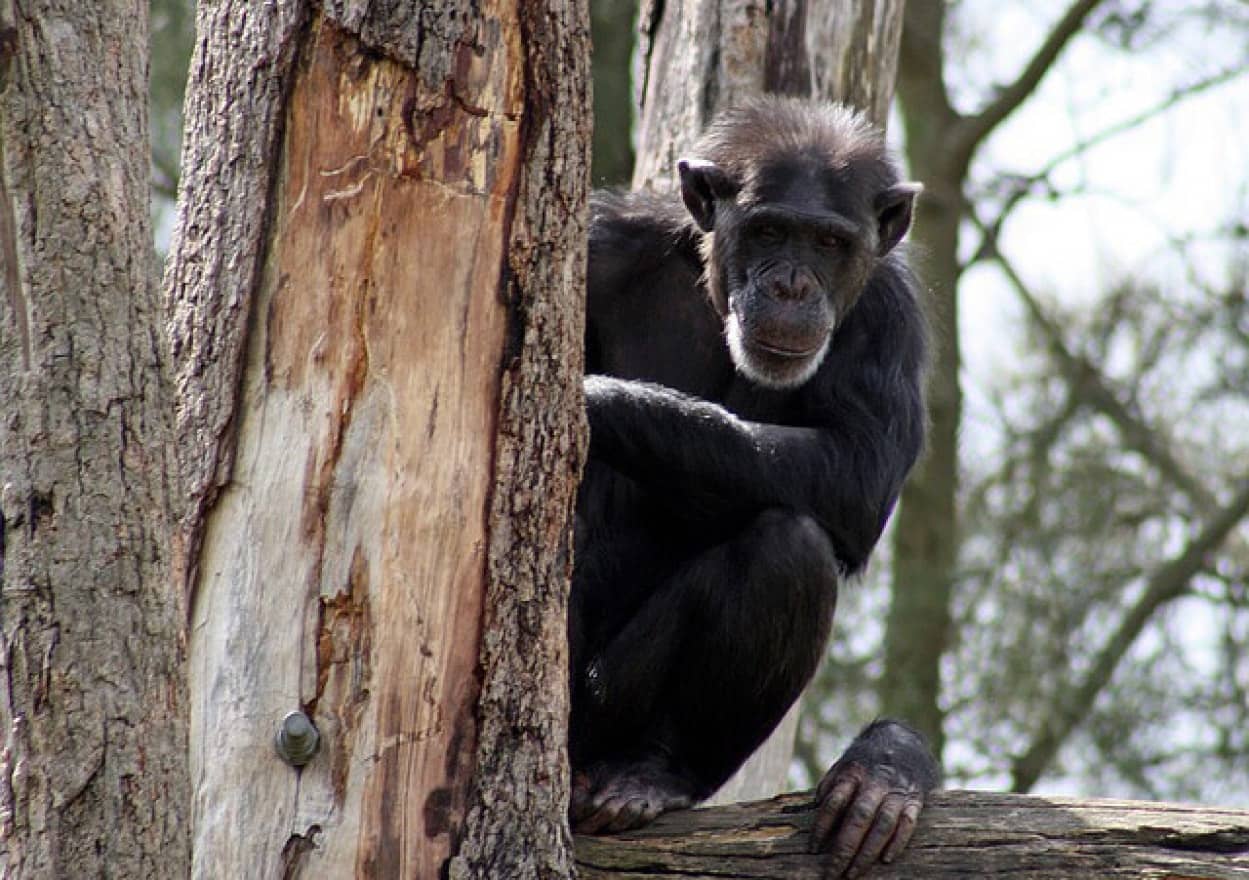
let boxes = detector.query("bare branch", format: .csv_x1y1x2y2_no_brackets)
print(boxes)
1032,66,1245,184
967,66,1248,266
972,228,1249,791
971,215,1215,508
1011,476,1249,792
950,0,1107,163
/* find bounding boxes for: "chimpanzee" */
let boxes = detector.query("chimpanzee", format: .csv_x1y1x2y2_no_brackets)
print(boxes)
569,97,940,877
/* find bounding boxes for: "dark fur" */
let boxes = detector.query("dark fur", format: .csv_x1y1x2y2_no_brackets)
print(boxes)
569,98,938,845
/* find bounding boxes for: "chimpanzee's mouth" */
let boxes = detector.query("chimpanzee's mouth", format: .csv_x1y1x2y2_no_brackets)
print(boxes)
750,338,822,359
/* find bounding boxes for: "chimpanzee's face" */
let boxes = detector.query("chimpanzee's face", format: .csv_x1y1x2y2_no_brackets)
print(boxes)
678,155,919,389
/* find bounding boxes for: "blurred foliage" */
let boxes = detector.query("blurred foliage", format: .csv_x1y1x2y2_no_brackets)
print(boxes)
590,0,638,186
150,0,193,204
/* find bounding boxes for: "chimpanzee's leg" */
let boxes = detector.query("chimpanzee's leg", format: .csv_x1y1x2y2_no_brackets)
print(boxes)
570,508,839,833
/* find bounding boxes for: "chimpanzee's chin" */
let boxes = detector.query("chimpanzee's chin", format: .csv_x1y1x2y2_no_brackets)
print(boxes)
726,317,829,389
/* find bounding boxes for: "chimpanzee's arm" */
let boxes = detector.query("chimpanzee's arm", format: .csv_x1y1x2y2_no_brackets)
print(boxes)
584,368,918,571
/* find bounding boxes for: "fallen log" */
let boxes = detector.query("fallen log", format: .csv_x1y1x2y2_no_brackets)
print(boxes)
575,789,1249,879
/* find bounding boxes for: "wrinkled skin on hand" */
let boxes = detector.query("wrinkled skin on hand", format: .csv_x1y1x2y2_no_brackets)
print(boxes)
810,720,940,879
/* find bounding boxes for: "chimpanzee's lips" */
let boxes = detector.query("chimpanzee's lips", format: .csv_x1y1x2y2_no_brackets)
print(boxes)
749,338,822,359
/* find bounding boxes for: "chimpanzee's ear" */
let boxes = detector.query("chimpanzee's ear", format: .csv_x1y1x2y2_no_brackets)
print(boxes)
677,158,738,232
875,182,923,255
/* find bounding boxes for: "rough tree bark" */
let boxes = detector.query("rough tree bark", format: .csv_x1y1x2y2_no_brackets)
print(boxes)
163,3,588,878
576,790,1249,879
628,0,905,805
0,0,190,875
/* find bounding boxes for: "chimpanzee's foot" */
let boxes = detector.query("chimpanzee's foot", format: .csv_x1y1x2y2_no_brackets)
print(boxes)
570,759,697,834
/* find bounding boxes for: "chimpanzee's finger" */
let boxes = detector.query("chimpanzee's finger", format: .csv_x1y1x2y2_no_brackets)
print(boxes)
816,761,863,803
604,796,648,833
821,784,885,879
576,795,630,835
843,796,902,878
810,773,859,853
880,798,922,864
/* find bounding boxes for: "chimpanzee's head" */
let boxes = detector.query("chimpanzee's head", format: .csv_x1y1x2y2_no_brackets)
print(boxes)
678,99,920,389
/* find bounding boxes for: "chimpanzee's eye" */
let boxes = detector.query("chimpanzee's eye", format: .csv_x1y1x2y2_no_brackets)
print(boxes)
754,223,784,244
817,232,844,250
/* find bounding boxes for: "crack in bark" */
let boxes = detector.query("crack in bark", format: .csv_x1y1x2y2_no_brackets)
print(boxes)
0,140,30,370
280,824,322,880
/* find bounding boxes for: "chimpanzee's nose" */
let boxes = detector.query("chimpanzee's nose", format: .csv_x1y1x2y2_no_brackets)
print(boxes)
769,269,818,301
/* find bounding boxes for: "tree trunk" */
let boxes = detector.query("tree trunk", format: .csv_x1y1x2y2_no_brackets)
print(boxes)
632,0,904,190
575,791,1249,879
0,1,189,875
880,0,964,765
164,4,588,878
628,0,905,805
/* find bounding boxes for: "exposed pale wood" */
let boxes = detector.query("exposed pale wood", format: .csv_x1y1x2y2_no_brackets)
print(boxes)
0,0,189,874
808,0,906,126
576,791,1249,879
162,0,310,597
632,0,765,190
187,16,509,877
632,0,904,190
169,2,587,878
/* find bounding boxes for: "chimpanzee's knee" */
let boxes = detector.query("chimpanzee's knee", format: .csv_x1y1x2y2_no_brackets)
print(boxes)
716,509,839,634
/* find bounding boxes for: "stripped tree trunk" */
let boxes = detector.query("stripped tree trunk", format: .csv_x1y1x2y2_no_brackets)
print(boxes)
632,0,905,190
164,3,589,878
628,0,905,804
0,0,189,875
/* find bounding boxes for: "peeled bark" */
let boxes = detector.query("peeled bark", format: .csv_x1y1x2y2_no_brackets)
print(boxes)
632,0,904,189
0,1,189,875
164,4,588,878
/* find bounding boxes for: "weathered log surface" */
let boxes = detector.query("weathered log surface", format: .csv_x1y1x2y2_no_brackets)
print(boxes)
576,790,1249,879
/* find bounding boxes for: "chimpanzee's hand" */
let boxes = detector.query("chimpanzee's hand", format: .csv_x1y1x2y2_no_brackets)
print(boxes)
810,720,938,879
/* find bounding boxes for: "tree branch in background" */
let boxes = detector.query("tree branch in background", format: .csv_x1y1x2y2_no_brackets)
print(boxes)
966,65,1249,269
972,225,1249,791
950,0,1108,165
972,215,1217,510
152,149,180,202
1028,66,1245,186
897,0,959,135
1010,476,1249,792
968,386,1083,564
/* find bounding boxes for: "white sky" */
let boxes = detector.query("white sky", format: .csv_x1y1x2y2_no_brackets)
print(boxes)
950,4,1248,426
